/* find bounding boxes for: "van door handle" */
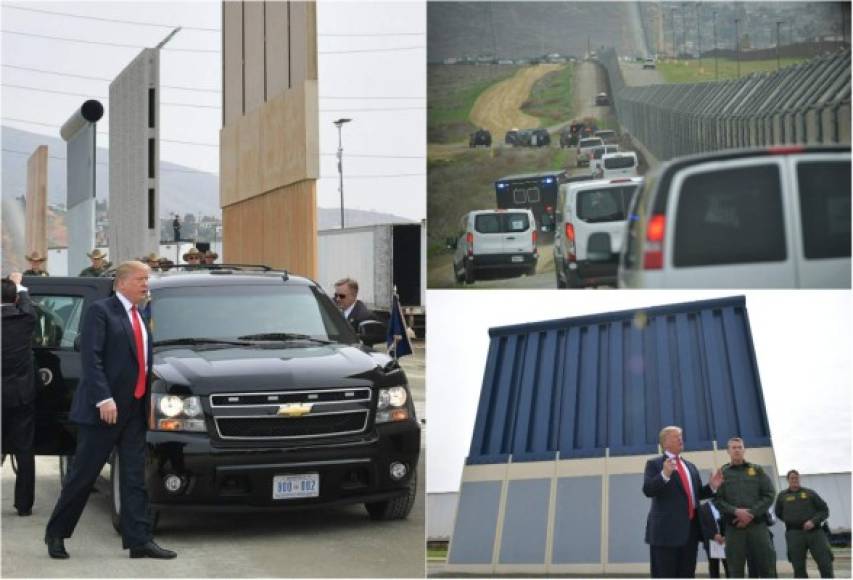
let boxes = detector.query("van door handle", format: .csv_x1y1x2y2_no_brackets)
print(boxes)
505,236,516,240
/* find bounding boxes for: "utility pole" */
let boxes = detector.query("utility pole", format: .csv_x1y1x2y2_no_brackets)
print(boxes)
713,11,718,80
776,21,782,70
333,118,352,229
735,17,741,78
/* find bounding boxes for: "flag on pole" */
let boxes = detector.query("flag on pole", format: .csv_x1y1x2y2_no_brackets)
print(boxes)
386,289,413,359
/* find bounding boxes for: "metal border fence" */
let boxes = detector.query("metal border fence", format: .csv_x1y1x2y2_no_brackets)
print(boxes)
599,48,851,162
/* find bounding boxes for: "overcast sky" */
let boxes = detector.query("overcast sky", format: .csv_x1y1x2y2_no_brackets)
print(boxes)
1,0,425,221
426,290,852,493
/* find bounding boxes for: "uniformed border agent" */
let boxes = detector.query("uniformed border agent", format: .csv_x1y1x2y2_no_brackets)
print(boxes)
23,251,50,276
774,469,834,578
79,249,110,277
714,437,777,578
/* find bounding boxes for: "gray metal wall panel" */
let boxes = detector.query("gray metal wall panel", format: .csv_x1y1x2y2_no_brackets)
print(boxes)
448,481,502,564
499,479,550,564
553,476,602,564
608,473,650,563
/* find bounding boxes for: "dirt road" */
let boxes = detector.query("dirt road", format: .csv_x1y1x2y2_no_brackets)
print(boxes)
469,64,564,138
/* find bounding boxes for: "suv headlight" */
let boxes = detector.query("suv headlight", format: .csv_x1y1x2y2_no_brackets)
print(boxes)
151,394,206,432
376,386,410,424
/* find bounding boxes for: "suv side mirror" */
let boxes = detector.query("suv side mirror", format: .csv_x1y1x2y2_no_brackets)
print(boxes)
358,320,386,347
446,237,458,250
587,232,612,262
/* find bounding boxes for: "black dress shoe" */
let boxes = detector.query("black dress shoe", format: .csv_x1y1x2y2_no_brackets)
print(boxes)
45,536,69,559
17,508,32,516
129,541,177,559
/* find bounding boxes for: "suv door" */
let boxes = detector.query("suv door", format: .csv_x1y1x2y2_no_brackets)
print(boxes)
663,158,796,287
21,276,114,455
789,153,851,288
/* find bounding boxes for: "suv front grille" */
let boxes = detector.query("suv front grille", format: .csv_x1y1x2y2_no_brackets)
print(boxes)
210,388,372,441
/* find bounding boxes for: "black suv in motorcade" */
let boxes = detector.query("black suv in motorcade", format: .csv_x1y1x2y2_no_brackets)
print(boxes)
20,268,420,528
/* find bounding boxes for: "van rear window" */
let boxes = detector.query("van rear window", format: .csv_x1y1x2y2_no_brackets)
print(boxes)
674,164,785,267
604,156,636,169
576,186,636,222
475,213,530,233
797,160,851,259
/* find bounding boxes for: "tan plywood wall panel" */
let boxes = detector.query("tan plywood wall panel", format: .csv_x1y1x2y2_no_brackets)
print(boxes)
265,1,289,96
290,2,318,84
243,1,265,113
26,146,48,257
222,1,243,125
222,180,317,277
221,81,318,207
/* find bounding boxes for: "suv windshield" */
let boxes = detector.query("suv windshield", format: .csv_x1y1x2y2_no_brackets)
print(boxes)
475,213,530,233
151,284,358,345
577,186,637,222
605,156,636,169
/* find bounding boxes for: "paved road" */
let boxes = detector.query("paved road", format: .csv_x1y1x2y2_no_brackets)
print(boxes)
1,343,426,578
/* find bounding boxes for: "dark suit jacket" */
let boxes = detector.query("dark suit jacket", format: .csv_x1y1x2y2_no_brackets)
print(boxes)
346,300,376,331
69,295,153,426
699,501,726,542
1,290,37,408
643,454,715,547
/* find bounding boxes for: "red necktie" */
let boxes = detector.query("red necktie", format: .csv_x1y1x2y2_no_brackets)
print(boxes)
674,456,695,520
130,305,147,399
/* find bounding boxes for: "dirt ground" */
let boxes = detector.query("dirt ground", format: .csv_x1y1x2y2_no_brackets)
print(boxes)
468,64,565,138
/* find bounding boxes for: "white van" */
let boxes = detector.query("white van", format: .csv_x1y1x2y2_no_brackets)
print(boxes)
618,146,851,288
600,151,639,179
553,177,643,288
577,137,604,167
450,209,538,284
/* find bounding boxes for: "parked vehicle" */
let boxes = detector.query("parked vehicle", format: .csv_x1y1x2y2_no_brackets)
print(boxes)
595,92,610,106
318,223,425,334
531,128,551,147
18,270,421,529
450,209,538,284
553,177,643,288
495,171,562,233
576,137,604,167
643,57,656,69
469,128,492,148
594,129,618,144
617,146,851,288
600,151,639,179
514,130,533,147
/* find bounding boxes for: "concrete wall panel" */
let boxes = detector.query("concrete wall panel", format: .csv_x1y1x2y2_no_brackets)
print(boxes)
243,1,265,113
265,0,289,95
289,1,318,84
553,476,602,564
607,473,649,564
448,481,503,565
25,146,48,260
223,1,243,124
499,479,550,564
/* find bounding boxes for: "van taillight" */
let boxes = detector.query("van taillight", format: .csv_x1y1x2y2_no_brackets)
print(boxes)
532,229,538,246
466,232,474,256
565,223,575,241
565,223,576,261
643,214,666,270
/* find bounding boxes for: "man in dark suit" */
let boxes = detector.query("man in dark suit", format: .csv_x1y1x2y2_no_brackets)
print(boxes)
2,273,38,516
699,500,729,578
334,277,376,332
643,425,724,578
44,261,176,560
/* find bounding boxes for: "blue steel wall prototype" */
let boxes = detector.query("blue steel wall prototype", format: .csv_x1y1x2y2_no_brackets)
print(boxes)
468,297,770,464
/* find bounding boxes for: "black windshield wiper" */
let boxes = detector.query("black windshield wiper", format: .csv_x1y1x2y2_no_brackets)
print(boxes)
236,332,333,344
153,337,255,347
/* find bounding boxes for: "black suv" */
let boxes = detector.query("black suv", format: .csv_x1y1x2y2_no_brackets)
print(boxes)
19,269,420,528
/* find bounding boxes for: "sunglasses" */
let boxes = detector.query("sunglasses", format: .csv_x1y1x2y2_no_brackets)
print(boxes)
334,293,348,299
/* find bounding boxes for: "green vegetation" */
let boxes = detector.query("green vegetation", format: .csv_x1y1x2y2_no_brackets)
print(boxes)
427,547,448,560
658,57,809,84
428,64,520,144
427,146,570,253
521,63,574,126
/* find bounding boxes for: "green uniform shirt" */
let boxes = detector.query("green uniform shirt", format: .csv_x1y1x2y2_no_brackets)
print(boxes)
23,269,49,276
714,461,776,523
79,266,107,277
774,486,829,530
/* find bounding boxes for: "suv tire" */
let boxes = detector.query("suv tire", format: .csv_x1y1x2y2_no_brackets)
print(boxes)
464,261,475,284
365,469,417,521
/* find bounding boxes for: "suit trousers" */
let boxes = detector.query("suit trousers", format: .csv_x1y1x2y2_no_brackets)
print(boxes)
2,401,35,512
45,397,152,549
650,517,701,578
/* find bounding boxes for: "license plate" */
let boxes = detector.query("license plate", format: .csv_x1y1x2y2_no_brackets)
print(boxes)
272,473,319,500
511,255,524,263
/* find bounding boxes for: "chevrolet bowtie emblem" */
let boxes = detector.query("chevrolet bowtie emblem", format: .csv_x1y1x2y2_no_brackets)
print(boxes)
277,403,313,417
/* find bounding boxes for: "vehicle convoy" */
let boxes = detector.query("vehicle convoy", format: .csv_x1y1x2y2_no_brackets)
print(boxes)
495,171,563,233
560,121,596,148
577,137,605,167
617,146,851,288
600,151,639,179
553,177,643,288
449,209,538,284
469,128,492,148
19,269,421,529
318,223,425,336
